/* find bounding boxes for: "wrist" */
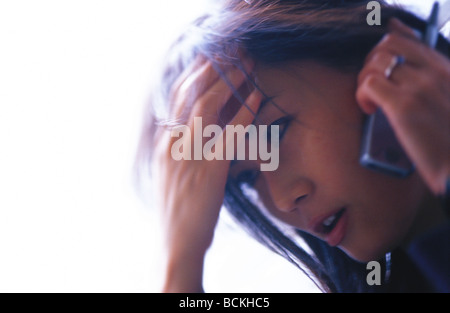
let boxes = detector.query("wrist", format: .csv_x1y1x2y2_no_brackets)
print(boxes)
162,247,207,293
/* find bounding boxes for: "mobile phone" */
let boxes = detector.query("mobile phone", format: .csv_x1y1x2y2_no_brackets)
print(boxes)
359,2,439,178
359,109,414,177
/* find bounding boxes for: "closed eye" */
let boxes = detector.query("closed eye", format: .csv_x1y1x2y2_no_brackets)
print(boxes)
234,117,290,187
267,116,292,141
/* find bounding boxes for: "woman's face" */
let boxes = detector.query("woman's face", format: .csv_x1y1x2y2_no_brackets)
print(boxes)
229,61,431,262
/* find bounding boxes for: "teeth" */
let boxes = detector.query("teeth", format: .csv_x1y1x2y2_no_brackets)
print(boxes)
323,214,337,227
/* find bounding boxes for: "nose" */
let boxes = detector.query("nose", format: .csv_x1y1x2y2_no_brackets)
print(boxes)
263,170,313,213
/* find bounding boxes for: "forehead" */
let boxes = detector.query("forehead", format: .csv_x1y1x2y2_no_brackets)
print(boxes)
254,61,337,95
254,61,358,112
252,62,324,117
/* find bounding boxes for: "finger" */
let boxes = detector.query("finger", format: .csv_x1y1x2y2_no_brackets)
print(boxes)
365,32,429,68
171,60,221,120
388,18,422,41
359,50,425,86
222,89,263,159
357,54,432,115
356,72,400,117
171,54,207,94
228,89,262,128
358,51,399,86
189,58,255,125
358,51,400,114
189,90,262,167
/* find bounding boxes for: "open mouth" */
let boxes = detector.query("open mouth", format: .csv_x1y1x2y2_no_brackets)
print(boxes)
314,208,345,235
321,208,346,234
312,207,348,247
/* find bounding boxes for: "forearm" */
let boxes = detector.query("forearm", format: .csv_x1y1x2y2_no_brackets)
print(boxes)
162,247,206,293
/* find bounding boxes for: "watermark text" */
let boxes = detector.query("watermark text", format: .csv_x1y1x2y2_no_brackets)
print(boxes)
170,117,280,171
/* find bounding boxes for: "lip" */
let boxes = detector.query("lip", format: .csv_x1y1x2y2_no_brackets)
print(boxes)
309,207,348,247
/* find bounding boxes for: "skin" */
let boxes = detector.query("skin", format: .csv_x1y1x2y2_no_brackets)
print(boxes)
153,19,450,292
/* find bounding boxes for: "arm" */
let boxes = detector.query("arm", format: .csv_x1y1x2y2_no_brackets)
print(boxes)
153,57,261,292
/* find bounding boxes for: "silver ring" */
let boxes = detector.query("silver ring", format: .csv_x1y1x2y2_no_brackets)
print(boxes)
384,55,405,79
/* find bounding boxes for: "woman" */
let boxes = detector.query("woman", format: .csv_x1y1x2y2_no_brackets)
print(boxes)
137,0,450,292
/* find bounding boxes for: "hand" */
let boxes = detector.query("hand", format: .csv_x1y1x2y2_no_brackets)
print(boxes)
356,18,450,195
152,56,261,292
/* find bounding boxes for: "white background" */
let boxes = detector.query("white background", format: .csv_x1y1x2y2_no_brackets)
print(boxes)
0,0,445,292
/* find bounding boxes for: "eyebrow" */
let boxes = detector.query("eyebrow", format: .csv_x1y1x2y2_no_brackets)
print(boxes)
254,94,292,127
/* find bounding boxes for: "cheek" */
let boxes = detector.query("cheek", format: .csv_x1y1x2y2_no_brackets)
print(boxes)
341,173,427,261
298,116,364,188
291,96,364,171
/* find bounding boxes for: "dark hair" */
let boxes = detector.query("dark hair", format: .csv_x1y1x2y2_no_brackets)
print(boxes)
137,0,450,292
